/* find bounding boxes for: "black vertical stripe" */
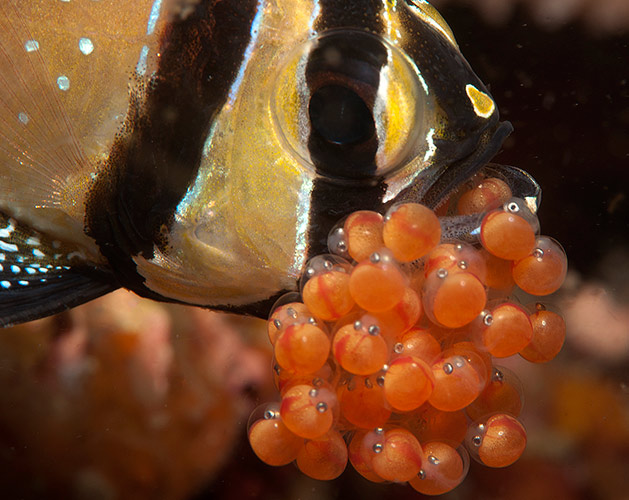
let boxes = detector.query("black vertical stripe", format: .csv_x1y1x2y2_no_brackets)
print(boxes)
86,0,258,294
312,0,385,32
305,2,389,257
305,32,388,179
306,179,388,258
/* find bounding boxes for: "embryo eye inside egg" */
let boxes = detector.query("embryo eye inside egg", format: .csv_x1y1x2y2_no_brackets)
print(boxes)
250,170,568,492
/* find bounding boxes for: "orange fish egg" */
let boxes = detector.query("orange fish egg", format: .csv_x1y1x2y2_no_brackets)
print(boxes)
302,268,354,321
332,320,389,375
274,322,330,374
429,351,485,412
339,376,391,429
519,305,566,363
343,210,385,262
423,269,487,329
383,203,442,262
456,176,513,215
467,413,527,468
349,252,406,312
481,210,536,261
512,236,568,295
248,408,304,466
479,302,533,358
368,427,424,483
409,441,469,495
384,356,435,412
280,384,337,439
296,429,348,480
348,430,385,483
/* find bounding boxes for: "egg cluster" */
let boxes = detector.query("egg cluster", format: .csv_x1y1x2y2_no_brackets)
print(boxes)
248,174,567,495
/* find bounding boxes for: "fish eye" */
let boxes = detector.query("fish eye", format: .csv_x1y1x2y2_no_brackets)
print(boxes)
308,85,375,146
272,30,425,182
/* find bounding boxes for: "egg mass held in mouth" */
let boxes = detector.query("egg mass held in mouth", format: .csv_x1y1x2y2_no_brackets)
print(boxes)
251,195,567,492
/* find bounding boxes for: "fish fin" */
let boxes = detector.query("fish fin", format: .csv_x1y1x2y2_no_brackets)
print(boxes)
0,0,163,219
0,211,118,327
0,268,118,328
0,0,89,214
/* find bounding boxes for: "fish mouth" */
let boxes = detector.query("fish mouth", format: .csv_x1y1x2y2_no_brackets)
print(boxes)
304,119,516,256
394,121,515,211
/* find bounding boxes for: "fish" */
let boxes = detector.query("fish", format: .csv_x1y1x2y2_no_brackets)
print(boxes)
0,0,517,327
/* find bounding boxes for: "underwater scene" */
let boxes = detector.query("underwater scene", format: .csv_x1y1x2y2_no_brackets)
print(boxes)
0,1,627,499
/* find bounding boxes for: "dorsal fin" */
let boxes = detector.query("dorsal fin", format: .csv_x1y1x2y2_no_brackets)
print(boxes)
0,0,163,238
0,211,118,327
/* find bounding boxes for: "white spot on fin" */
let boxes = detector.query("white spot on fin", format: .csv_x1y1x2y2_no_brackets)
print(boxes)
79,38,94,55
24,40,39,52
0,241,17,253
57,75,70,91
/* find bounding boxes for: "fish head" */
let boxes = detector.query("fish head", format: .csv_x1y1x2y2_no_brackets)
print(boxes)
150,1,510,312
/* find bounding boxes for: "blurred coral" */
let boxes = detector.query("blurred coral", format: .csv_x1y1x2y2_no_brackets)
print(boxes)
562,284,629,362
0,290,271,500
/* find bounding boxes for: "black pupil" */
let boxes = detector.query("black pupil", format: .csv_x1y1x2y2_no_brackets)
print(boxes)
308,85,375,146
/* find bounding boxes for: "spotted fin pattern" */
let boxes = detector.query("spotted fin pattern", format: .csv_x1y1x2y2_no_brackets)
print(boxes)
0,211,117,327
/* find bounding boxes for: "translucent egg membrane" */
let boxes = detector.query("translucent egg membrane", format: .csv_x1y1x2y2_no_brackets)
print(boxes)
249,170,567,493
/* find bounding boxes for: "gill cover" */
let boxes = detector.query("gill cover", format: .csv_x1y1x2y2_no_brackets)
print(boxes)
0,0,510,326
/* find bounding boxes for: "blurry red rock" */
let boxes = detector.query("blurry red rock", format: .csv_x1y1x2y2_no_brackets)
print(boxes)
0,290,271,499
562,285,629,362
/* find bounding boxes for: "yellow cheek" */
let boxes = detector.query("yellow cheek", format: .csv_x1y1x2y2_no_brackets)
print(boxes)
274,57,305,151
379,56,419,160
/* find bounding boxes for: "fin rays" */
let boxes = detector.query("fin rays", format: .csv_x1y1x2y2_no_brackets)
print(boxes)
0,210,118,326
0,0,89,210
